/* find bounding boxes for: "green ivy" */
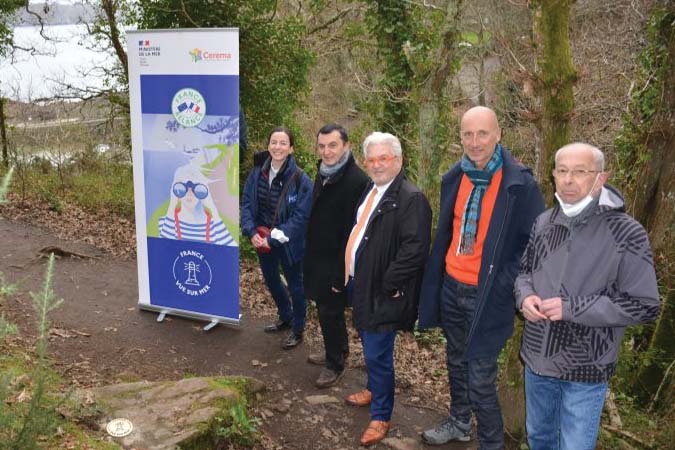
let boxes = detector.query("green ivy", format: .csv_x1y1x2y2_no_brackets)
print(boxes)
614,8,674,193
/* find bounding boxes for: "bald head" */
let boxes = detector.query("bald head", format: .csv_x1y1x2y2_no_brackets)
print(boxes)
555,143,604,171
460,106,502,169
461,106,500,130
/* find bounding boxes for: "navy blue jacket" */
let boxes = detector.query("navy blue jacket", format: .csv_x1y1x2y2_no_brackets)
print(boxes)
241,152,313,264
418,147,544,359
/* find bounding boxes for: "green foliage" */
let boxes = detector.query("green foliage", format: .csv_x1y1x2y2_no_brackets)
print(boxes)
0,0,23,57
413,327,446,347
215,403,260,447
614,8,674,194
0,254,65,450
132,0,314,153
0,165,12,203
212,377,259,447
362,1,416,142
11,151,135,218
0,272,15,299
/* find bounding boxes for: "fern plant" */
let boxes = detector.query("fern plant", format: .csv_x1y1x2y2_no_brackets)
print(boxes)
0,254,64,450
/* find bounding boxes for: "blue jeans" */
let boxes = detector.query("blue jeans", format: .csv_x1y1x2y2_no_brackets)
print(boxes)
525,366,608,450
440,274,503,450
361,330,397,421
257,248,306,335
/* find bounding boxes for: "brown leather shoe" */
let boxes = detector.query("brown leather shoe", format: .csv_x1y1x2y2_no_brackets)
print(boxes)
360,420,390,446
345,389,372,407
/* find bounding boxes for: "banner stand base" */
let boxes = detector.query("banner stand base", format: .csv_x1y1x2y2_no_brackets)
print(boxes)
203,319,219,331
139,303,241,328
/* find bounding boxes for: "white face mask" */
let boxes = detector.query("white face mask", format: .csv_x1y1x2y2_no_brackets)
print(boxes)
555,174,601,218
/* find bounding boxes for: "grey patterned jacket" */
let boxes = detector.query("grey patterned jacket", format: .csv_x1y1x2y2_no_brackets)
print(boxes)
514,185,660,383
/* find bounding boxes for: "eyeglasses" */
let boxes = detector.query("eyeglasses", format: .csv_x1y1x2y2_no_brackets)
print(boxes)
552,168,600,179
363,155,398,166
173,181,209,199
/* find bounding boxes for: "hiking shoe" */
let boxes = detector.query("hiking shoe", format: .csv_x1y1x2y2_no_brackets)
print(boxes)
264,319,292,333
315,368,345,388
308,349,350,366
307,352,326,365
281,332,303,349
421,416,471,445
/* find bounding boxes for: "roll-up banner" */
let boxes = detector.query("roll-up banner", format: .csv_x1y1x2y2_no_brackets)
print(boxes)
128,29,240,327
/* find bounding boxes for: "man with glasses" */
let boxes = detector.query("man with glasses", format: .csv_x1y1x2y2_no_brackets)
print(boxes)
304,124,369,388
515,142,660,450
418,106,544,449
334,132,431,446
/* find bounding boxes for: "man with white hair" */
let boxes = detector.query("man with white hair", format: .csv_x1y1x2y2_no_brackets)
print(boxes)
515,142,660,450
333,132,432,446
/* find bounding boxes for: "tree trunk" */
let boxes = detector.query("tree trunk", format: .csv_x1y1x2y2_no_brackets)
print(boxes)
417,0,462,209
632,7,675,407
532,0,577,205
498,2,578,440
366,0,415,144
0,96,8,168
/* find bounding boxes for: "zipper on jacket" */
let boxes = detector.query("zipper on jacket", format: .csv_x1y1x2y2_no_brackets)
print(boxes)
466,192,510,346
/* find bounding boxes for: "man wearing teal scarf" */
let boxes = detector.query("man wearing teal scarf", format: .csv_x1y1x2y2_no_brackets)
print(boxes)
419,107,545,449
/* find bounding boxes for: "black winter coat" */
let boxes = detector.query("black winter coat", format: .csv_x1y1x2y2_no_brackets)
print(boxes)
304,154,369,300
418,147,545,359
335,170,432,333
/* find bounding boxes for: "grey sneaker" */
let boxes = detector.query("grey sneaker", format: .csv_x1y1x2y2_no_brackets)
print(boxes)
421,416,471,445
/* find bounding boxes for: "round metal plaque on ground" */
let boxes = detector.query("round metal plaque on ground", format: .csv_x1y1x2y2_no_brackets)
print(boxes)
106,418,134,437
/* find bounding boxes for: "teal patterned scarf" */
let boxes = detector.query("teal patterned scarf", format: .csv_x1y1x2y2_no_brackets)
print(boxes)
458,144,503,254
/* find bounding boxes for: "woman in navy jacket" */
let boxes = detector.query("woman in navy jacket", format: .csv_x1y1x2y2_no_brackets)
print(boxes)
241,127,313,349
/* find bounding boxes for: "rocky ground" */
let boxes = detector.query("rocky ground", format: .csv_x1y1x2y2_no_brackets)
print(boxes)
0,197,519,449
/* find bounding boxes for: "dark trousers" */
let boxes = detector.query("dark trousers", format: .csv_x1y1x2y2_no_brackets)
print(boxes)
440,273,504,450
257,248,306,335
361,329,397,421
316,292,349,372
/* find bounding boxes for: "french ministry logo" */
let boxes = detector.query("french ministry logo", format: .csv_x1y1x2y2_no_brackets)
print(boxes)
138,39,161,57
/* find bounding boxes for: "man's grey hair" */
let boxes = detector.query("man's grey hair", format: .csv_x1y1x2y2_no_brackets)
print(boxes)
555,142,604,171
362,132,402,157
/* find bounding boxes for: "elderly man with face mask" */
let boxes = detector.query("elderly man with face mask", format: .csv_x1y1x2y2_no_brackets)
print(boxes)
515,143,660,450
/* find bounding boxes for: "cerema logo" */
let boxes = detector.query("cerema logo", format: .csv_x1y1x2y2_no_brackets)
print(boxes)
189,48,203,62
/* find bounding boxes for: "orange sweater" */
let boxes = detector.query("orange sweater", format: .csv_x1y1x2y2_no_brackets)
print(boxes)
445,169,503,286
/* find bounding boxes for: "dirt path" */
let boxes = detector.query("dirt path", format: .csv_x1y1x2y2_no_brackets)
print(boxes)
0,217,481,450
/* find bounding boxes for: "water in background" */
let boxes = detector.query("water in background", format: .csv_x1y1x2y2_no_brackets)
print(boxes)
1,24,120,101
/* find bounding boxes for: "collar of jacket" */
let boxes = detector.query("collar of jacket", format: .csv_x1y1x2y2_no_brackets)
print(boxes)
549,184,626,227
442,146,530,191
257,152,298,183
360,168,407,206
315,152,356,186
